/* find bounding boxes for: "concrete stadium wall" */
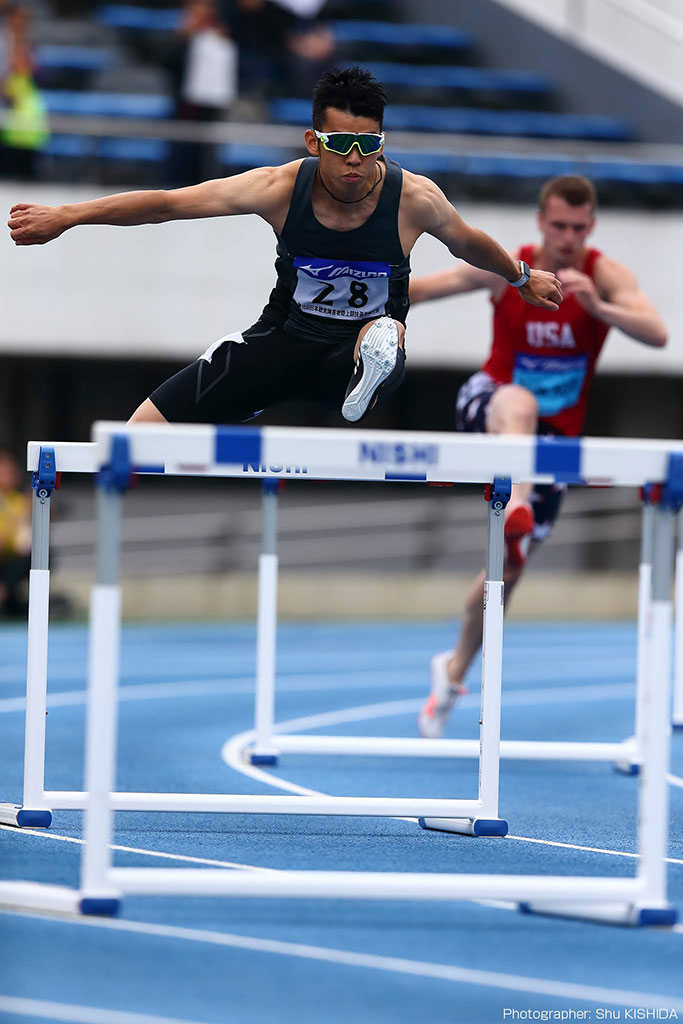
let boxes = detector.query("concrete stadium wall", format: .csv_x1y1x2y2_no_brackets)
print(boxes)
2,182,681,376
53,569,642,622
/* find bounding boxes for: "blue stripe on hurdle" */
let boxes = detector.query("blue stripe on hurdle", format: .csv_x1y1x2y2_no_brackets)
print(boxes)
384,472,428,482
534,436,583,483
215,426,262,465
135,464,165,474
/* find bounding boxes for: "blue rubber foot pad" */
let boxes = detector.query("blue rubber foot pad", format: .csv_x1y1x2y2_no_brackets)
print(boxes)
473,819,509,837
250,754,279,766
80,897,120,916
16,809,52,828
519,902,532,915
614,762,640,776
417,818,428,830
638,907,678,927
673,723,683,732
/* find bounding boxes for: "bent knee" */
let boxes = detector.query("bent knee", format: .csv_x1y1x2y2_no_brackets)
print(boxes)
357,316,405,348
487,384,538,434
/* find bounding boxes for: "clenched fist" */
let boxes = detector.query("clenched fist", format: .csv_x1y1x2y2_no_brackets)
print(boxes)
7,203,68,246
518,268,563,311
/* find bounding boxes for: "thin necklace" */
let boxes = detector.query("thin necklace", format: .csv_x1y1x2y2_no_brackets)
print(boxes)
317,161,383,205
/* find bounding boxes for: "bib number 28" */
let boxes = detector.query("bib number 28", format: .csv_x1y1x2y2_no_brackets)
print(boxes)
293,258,390,320
311,280,369,308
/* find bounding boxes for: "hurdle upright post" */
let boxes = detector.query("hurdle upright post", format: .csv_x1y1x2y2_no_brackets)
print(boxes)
250,478,281,765
633,475,678,923
420,476,510,838
79,436,130,915
673,508,683,730
0,446,56,828
616,495,655,775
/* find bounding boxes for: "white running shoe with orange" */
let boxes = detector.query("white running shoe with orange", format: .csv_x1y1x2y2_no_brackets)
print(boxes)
418,651,468,739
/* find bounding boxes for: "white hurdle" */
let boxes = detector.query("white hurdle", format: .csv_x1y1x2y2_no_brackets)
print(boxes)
0,430,680,833
0,421,680,925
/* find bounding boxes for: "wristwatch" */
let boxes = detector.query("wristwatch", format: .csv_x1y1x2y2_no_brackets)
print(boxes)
510,260,531,288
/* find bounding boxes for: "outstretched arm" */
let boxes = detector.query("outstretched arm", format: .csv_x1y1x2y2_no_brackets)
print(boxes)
409,264,502,305
559,259,667,347
409,176,562,311
7,164,293,246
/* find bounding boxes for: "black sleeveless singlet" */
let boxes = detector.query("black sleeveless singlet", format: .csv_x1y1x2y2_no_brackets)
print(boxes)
259,155,411,344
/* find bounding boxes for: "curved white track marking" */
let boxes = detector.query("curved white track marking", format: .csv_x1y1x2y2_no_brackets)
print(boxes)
0,824,278,873
1,914,682,1010
222,703,683,867
668,773,683,789
0,996,207,1024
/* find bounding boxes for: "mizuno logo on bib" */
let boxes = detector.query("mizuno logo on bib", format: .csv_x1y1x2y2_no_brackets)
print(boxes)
293,257,391,320
513,354,588,417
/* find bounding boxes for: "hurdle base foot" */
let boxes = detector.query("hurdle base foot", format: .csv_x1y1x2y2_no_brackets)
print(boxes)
79,896,121,916
672,720,683,731
418,817,508,837
0,803,52,828
613,760,640,776
248,749,280,767
520,901,678,927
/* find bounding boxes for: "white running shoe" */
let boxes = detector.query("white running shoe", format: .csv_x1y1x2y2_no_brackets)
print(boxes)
418,651,468,739
342,317,402,423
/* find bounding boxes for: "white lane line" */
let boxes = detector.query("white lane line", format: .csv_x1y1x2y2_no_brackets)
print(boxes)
505,833,683,868
0,678,640,716
221,703,683,867
668,774,683,789
0,824,277,873
0,996,207,1024
0,913,681,1012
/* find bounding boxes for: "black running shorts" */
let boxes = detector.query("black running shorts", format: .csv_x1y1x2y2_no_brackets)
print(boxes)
151,319,359,424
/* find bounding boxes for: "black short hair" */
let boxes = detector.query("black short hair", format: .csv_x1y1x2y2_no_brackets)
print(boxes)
312,66,387,130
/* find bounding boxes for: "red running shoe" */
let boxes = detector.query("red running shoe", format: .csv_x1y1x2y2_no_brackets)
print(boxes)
504,502,534,567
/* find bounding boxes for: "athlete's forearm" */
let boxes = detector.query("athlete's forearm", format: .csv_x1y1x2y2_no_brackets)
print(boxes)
594,301,668,347
453,227,520,283
409,266,495,304
63,190,175,229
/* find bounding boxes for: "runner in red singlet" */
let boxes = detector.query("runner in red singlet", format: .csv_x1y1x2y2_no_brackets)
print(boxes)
416,174,668,739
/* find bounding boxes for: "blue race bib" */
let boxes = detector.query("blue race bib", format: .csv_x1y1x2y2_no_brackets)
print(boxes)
293,258,390,321
513,354,587,417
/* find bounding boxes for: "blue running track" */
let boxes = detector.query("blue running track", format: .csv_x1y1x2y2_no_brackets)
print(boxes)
1,621,682,1024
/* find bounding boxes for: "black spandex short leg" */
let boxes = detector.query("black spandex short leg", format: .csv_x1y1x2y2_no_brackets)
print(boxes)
150,321,322,424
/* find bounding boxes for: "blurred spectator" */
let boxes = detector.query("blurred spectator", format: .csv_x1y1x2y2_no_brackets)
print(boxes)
0,4,49,180
222,0,334,99
168,0,237,185
0,449,30,619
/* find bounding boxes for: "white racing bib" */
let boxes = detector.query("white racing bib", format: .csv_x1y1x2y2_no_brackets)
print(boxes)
293,257,391,321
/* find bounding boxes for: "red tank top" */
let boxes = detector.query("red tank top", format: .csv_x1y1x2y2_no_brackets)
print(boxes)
481,245,609,436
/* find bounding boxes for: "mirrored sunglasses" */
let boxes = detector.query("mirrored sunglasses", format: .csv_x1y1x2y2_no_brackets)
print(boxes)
314,130,385,156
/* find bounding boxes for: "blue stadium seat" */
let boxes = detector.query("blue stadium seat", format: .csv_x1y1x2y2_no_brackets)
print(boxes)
269,99,634,142
95,5,182,31
36,45,121,71
387,149,683,185
43,90,173,117
44,134,169,162
363,62,551,96
217,144,297,169
330,21,475,50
